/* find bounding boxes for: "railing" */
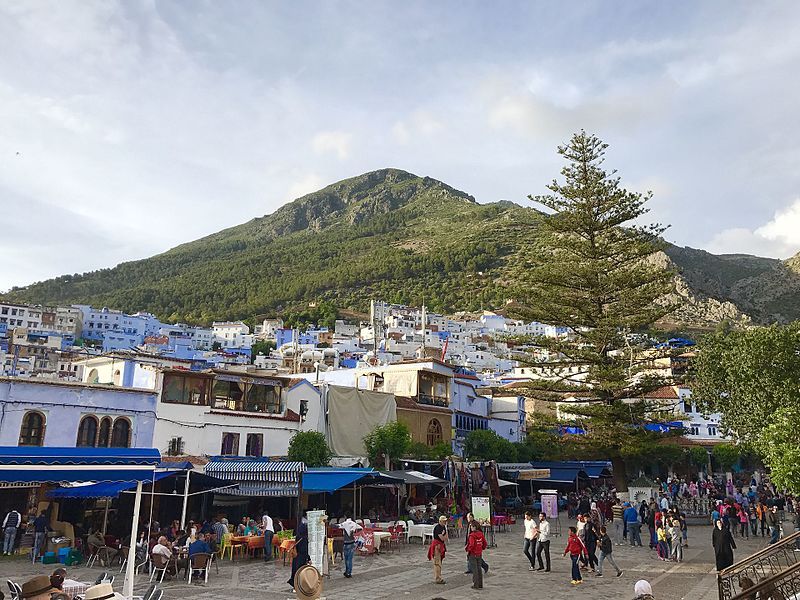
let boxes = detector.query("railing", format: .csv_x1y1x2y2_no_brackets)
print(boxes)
718,530,800,600
418,393,448,407
675,496,715,518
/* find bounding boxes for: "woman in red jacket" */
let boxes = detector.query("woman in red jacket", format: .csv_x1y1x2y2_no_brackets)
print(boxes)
465,521,488,590
563,526,587,585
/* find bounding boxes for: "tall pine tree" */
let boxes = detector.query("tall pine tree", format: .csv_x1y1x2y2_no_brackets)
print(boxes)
513,131,680,493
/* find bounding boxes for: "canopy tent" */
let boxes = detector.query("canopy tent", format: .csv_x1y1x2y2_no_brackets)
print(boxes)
0,447,160,600
385,470,447,486
302,467,402,493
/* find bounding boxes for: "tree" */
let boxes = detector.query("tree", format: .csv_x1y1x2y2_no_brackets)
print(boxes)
712,443,741,473
363,421,412,469
287,431,332,467
464,429,517,462
251,340,276,361
693,323,800,444
511,131,679,493
759,405,800,492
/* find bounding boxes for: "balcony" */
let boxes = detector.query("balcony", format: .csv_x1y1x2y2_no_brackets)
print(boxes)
418,393,449,408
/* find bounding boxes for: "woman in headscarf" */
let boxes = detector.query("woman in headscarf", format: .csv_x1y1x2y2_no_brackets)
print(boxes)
589,502,603,529
287,517,310,592
712,518,736,571
633,579,655,599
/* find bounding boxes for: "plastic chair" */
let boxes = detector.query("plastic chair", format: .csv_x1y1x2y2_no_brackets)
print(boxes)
149,554,169,584
142,584,163,600
117,547,129,573
218,533,233,560
7,580,21,600
188,552,212,584
387,526,402,552
364,519,371,528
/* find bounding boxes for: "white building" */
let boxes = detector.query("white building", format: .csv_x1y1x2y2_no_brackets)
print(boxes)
212,321,253,350
254,318,284,340
0,303,42,329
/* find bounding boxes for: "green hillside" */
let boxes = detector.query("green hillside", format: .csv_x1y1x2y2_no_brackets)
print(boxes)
4,168,800,325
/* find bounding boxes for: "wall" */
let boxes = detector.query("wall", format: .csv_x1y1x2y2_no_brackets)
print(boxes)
0,378,157,447
396,404,452,447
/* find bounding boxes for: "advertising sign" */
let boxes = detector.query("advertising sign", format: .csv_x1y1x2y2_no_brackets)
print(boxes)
306,510,327,572
471,496,491,523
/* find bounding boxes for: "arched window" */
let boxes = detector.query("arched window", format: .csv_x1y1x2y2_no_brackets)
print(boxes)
426,419,443,446
19,411,46,446
77,416,98,447
112,369,121,386
98,417,112,448
87,369,99,384
111,418,131,448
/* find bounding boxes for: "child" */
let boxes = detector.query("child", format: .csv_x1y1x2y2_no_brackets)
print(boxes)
563,526,587,586
656,522,669,561
737,507,749,539
465,521,488,590
596,525,623,578
669,519,683,562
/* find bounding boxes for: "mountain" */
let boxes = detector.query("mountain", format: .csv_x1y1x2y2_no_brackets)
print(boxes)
4,168,800,326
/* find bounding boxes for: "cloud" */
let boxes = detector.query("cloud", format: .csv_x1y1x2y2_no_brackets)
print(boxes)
391,110,444,144
311,131,352,160
705,199,800,259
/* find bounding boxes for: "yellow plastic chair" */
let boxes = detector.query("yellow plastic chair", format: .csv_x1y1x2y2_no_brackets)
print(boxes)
219,533,233,560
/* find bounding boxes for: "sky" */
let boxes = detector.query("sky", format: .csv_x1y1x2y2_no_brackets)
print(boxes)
2,0,800,292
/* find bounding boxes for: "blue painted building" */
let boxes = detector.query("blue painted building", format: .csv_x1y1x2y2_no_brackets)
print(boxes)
0,378,157,448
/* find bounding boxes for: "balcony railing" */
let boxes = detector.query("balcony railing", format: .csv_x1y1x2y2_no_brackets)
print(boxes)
719,530,800,600
418,393,449,407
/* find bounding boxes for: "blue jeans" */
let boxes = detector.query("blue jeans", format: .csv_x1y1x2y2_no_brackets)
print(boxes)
343,542,355,575
570,554,581,581
263,531,273,561
627,523,642,546
3,527,16,554
32,532,47,561
770,526,780,544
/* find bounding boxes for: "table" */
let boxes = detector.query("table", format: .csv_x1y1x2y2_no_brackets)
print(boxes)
407,524,435,544
492,515,509,532
62,579,89,596
375,522,395,530
279,538,296,565
372,531,391,552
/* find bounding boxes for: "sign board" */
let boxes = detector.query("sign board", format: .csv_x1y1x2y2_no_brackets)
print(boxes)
516,468,551,481
471,496,491,523
540,493,559,519
306,510,327,572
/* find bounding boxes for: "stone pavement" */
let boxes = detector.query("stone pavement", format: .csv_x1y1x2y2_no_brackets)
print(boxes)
0,523,784,600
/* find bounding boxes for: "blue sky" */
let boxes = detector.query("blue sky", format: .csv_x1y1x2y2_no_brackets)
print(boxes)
2,1,800,291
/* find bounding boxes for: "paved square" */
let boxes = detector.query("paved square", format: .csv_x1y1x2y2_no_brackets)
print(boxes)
0,523,779,599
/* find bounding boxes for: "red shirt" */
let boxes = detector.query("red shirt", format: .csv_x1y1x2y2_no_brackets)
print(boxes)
565,534,586,556
466,530,487,557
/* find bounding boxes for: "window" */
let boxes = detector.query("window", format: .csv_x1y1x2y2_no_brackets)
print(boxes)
111,418,131,448
19,411,45,446
220,432,240,455
77,416,99,447
245,434,263,457
213,380,246,410
690,425,700,436
98,417,112,447
708,425,718,436
246,383,281,413
427,419,443,446
0,308,7,315
162,374,210,405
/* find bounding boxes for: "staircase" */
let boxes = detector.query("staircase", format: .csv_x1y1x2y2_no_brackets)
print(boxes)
718,530,800,599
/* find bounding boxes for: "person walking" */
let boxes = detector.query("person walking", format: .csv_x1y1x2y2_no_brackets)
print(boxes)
338,514,362,579
536,513,551,572
712,519,736,571
611,500,625,545
522,511,538,571
584,517,599,572
748,507,758,537
465,520,488,590
428,515,448,584
2,507,21,555
767,506,780,544
563,526,587,586
737,506,749,539
669,519,683,562
261,511,274,562
596,525,623,578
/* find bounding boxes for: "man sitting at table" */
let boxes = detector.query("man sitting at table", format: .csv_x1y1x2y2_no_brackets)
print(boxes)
87,530,117,566
189,532,211,557
152,536,176,576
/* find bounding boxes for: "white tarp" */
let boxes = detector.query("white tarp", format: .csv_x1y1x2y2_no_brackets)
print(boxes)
327,385,397,457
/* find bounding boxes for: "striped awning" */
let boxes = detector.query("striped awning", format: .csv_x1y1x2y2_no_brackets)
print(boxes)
204,457,305,484
216,483,299,497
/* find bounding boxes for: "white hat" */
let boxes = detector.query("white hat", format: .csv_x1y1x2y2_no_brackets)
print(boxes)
294,564,322,600
84,583,116,600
